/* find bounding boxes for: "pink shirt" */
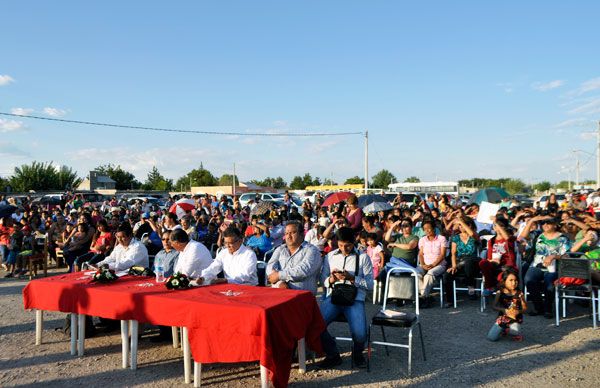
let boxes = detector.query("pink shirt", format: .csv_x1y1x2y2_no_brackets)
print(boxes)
418,235,447,266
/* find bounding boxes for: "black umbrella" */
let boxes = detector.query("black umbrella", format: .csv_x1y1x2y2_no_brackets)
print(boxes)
0,204,17,218
251,201,275,216
358,194,389,208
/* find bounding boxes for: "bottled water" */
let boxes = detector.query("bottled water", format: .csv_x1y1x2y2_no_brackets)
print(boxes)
155,257,165,283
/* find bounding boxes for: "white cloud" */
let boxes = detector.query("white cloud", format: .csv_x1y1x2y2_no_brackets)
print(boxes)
0,142,29,158
532,80,564,92
0,75,15,86
0,119,26,133
43,107,67,117
579,132,596,141
273,120,288,127
554,118,595,129
568,97,600,115
496,83,514,93
10,107,34,116
574,77,600,96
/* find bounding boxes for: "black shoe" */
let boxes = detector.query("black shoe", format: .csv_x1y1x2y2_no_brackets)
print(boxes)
527,310,539,317
353,354,367,369
150,334,172,343
543,311,554,319
317,355,342,369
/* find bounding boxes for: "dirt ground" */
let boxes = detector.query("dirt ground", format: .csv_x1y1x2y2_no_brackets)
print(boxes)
1,269,599,387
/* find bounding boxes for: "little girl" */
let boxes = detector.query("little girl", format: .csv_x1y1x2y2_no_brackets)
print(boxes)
366,233,384,280
487,268,527,341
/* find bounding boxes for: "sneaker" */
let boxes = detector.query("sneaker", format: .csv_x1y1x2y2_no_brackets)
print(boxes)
4,272,13,278
317,355,342,369
353,354,367,369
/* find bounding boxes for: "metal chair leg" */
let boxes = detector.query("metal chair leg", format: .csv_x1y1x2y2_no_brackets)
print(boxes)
380,326,389,356
555,288,560,327
408,327,413,376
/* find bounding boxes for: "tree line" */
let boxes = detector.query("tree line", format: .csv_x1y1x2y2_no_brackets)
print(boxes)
1,161,593,194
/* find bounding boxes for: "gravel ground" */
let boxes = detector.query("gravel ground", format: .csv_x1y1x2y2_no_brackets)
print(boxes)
1,269,599,387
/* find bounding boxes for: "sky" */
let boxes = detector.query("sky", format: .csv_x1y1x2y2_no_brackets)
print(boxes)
1,1,600,186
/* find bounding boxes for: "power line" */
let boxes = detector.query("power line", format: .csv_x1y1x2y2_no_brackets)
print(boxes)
0,112,363,137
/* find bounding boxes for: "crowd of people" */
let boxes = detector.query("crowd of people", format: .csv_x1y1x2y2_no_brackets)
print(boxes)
1,189,600,367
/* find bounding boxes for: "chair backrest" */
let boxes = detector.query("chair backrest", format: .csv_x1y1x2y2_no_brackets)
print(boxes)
557,257,591,282
382,265,420,315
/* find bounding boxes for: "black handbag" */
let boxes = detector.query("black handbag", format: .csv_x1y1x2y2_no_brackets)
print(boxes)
330,251,361,306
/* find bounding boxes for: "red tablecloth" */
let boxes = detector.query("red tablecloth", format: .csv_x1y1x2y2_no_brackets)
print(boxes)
23,273,325,388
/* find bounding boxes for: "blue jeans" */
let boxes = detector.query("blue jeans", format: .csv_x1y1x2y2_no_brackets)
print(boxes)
524,266,557,313
319,296,367,358
0,244,8,264
487,322,521,341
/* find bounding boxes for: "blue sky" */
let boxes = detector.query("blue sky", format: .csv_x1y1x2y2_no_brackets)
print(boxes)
1,1,600,186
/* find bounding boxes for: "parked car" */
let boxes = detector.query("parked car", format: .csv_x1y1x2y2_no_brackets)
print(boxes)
536,194,566,209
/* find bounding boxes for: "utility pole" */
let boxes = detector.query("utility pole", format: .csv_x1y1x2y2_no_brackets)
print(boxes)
574,149,580,188
232,163,236,197
364,130,369,195
597,121,600,190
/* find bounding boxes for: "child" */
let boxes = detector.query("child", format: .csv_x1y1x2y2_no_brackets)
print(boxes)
487,268,527,341
357,231,368,254
366,232,384,280
4,223,23,278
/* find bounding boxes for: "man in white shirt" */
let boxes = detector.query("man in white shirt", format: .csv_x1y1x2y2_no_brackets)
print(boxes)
95,223,149,271
198,227,258,285
269,216,285,247
169,228,212,278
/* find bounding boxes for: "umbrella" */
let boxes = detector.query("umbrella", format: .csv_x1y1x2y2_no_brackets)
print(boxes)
357,194,389,208
169,198,196,219
362,201,393,214
39,197,62,205
251,200,275,216
0,204,17,218
468,187,510,205
322,191,354,207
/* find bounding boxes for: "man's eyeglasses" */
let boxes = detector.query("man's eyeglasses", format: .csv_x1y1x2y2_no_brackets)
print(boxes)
224,239,241,246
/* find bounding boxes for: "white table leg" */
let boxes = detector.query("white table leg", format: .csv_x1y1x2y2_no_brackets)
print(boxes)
194,362,201,387
182,327,191,384
121,320,129,368
70,314,78,356
130,320,139,370
77,314,85,356
298,338,306,373
260,365,268,388
172,326,180,348
35,310,43,345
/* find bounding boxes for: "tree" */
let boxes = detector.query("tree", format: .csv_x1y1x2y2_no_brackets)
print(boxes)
555,180,573,190
143,166,173,191
95,164,141,190
9,161,58,192
533,181,551,192
218,174,240,186
404,176,421,183
175,164,218,191
57,166,82,190
503,178,527,194
289,176,305,190
371,169,396,189
344,176,364,185
322,178,337,186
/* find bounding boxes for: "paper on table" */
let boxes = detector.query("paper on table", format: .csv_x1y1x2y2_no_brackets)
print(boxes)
116,270,129,277
477,201,499,225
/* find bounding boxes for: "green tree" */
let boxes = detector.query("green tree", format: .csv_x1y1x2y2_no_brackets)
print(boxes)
503,178,527,194
143,166,173,191
554,180,573,190
175,163,218,191
57,165,82,190
533,181,552,192
344,176,364,185
404,176,421,183
9,161,59,192
322,178,337,186
251,177,288,189
95,164,141,190
371,169,396,189
218,174,240,186
289,176,305,190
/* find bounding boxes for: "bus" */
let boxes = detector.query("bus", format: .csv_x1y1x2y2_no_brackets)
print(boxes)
387,181,459,196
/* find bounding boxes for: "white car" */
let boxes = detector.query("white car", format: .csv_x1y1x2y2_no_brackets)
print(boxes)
537,194,566,209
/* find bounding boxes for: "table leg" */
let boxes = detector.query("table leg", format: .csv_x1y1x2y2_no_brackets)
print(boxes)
130,320,139,370
260,365,268,388
298,338,306,373
121,320,129,369
70,314,78,356
193,362,201,387
172,326,180,348
182,327,191,384
77,314,85,356
35,310,43,345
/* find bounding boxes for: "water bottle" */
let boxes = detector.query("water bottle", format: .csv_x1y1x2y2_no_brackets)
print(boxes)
155,256,165,283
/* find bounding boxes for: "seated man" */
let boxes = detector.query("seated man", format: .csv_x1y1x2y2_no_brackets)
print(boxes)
246,222,272,258
318,227,373,369
169,228,212,278
95,222,149,271
152,230,180,277
266,220,321,293
197,227,258,285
